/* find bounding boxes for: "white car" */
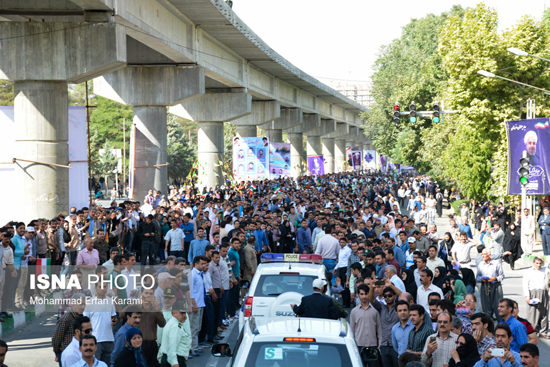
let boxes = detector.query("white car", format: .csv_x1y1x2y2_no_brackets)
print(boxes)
212,316,377,367
238,254,331,331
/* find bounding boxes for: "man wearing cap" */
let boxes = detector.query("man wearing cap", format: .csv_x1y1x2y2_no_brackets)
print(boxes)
405,238,417,269
155,272,175,308
158,301,192,367
538,207,550,256
290,279,339,320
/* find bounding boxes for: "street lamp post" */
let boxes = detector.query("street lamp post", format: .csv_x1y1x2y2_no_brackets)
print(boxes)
477,70,550,95
508,47,550,64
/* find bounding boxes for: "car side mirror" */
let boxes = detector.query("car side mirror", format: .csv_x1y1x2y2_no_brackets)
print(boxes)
211,343,231,357
360,347,379,365
240,280,250,289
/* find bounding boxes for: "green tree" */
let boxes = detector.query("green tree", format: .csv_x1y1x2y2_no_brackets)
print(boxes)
0,80,13,106
94,141,119,183
438,4,550,199
167,113,196,180
363,5,465,170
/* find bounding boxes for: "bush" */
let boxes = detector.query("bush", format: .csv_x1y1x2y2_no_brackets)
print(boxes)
451,199,469,215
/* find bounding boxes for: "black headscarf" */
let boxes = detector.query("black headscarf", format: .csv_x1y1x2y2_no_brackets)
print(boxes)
433,266,447,289
459,268,476,290
402,268,417,300
448,333,480,367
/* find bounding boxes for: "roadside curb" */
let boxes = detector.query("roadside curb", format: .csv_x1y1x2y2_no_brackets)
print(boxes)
0,303,46,338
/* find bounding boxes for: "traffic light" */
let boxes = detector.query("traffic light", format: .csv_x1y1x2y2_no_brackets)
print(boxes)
393,103,400,125
409,102,417,123
432,102,440,123
519,155,530,186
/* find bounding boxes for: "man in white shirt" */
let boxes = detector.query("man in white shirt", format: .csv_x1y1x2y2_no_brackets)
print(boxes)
121,253,138,299
315,226,340,275
522,208,536,256
164,220,185,258
426,245,445,272
334,238,352,284
61,316,92,367
417,268,443,313
83,283,116,365
523,257,549,338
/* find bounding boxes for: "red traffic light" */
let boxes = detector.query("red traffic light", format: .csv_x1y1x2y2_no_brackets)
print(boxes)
394,104,400,111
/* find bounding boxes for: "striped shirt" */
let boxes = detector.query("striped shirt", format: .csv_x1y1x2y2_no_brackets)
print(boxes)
407,322,434,352
421,332,459,367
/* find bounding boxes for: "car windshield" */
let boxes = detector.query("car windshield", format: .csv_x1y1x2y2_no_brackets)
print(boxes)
243,342,351,367
253,275,316,297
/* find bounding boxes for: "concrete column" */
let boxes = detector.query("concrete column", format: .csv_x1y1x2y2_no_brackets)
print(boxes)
335,139,346,173
307,135,322,157
322,138,335,174
15,81,69,220
236,126,257,138
265,128,283,143
289,132,305,178
133,107,168,198
170,91,251,190
197,122,224,190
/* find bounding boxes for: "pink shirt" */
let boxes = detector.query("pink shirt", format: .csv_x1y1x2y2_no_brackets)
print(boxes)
76,248,100,266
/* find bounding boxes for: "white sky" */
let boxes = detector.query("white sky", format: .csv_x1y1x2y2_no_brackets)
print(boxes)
232,0,549,82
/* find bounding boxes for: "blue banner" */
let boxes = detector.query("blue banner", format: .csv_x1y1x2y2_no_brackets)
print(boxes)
507,118,550,195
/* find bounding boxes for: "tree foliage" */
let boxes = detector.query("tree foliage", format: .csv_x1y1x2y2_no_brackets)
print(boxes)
167,113,196,180
93,140,119,181
366,3,550,201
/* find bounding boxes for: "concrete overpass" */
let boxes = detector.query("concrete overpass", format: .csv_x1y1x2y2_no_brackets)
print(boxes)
0,0,370,220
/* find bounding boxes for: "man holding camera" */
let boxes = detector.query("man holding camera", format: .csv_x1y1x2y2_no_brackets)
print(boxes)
473,324,521,367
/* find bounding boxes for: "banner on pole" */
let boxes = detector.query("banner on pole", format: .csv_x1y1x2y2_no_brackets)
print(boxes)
363,150,376,170
346,146,362,170
269,143,291,179
380,154,389,172
507,118,550,195
307,155,325,175
233,136,269,181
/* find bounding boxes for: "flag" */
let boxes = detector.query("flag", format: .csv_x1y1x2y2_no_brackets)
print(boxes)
274,187,283,194
535,121,549,129
36,257,51,277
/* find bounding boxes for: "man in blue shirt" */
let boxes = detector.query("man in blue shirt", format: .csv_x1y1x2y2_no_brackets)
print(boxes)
179,214,195,260
252,223,269,254
473,323,521,367
459,217,473,239
296,219,312,254
392,300,414,357
188,228,210,264
227,238,241,318
498,298,528,353
189,256,207,356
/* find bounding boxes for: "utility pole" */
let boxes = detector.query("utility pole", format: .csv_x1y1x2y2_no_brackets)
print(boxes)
123,117,126,198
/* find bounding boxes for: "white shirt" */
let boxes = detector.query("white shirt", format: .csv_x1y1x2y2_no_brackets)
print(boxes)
61,337,82,367
164,228,185,252
417,283,443,313
2,246,13,269
426,257,445,272
219,255,230,289
390,274,406,293
523,266,549,296
335,246,352,270
121,267,137,299
83,296,116,342
315,235,340,260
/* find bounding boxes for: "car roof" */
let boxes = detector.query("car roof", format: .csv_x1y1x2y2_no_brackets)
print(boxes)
250,317,348,338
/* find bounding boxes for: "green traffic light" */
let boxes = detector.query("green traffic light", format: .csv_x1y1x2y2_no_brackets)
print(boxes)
433,117,440,123
410,117,417,123
520,176,529,185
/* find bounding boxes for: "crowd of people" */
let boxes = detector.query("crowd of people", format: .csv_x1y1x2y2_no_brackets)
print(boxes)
0,170,547,366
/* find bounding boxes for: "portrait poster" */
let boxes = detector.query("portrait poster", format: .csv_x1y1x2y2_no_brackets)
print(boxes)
233,136,269,181
363,150,376,170
380,154,388,171
346,146,362,170
507,118,550,195
307,155,325,176
269,143,291,179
